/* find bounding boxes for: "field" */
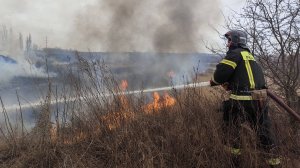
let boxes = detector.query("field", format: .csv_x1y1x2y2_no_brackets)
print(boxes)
0,56,299,168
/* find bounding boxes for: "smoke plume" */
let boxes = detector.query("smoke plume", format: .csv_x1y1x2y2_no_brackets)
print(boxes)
0,0,222,85
70,0,222,52
67,0,222,85
0,0,221,52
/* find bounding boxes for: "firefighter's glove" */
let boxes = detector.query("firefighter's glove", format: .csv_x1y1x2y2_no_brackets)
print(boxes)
221,82,230,91
210,80,218,86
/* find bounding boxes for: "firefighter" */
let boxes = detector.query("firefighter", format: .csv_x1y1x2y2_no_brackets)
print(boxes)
210,30,281,167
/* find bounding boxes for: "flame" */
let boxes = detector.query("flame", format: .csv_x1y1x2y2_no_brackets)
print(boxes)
101,79,134,130
120,80,128,91
144,91,176,114
50,80,176,144
101,110,135,130
163,92,176,106
152,92,160,109
119,80,129,110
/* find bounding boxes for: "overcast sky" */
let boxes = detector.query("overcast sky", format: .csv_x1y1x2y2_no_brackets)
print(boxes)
0,0,246,52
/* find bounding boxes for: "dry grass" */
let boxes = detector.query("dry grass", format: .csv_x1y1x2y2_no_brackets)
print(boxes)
0,58,299,168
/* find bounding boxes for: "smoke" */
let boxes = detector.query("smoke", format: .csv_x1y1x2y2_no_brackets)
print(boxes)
0,25,55,84
66,0,222,86
0,0,96,49
69,0,222,52
0,0,222,85
0,55,55,84
154,0,201,52
0,0,222,52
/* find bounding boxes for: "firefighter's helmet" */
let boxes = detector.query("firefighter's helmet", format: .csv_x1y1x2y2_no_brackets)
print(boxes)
224,30,248,48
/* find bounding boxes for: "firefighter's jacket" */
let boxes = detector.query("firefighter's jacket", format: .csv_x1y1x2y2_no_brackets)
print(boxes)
212,47,266,100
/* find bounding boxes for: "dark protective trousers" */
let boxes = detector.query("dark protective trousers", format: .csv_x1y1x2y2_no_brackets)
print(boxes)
222,99,276,150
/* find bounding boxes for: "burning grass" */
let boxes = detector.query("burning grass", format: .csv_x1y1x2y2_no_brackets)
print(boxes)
0,58,299,168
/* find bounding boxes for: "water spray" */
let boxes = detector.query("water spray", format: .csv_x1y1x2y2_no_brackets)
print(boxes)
3,82,210,112
3,81,299,122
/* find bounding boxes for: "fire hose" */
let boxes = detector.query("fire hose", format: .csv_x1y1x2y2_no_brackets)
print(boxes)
129,81,299,122
186,82,300,122
266,90,300,122
4,81,300,122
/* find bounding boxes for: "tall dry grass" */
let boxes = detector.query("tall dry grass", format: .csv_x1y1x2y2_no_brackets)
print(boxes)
0,56,299,168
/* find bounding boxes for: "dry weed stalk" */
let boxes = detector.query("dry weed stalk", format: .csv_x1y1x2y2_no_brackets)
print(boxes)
0,55,299,167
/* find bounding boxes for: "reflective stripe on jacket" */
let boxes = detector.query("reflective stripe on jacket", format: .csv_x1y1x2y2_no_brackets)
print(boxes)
213,47,266,98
